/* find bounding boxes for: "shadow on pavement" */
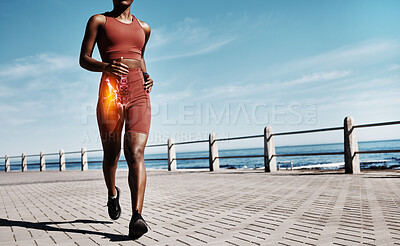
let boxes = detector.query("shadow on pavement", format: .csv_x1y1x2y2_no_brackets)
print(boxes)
273,172,345,176
0,218,133,242
365,176,400,178
208,171,344,176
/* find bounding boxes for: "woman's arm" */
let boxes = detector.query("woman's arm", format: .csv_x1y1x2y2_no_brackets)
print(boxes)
139,21,153,93
140,21,151,73
79,15,107,72
79,14,129,76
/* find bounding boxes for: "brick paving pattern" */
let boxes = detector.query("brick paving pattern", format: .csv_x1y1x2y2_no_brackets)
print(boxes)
0,169,399,245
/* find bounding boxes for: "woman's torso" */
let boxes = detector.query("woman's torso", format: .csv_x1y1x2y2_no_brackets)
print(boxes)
97,13,145,69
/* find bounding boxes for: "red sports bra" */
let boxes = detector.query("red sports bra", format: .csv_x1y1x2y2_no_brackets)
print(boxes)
97,15,145,62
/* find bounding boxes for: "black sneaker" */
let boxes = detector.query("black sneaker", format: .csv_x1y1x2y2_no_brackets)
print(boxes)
107,186,121,220
129,210,150,239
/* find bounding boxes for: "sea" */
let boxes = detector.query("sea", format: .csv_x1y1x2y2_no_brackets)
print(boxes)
3,139,400,171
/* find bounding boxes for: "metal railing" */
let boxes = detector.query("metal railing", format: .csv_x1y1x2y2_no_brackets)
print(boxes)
2,144,169,172
278,161,293,170
2,116,399,173
165,117,399,173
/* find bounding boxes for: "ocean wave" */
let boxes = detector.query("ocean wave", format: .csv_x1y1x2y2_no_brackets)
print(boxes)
293,162,344,170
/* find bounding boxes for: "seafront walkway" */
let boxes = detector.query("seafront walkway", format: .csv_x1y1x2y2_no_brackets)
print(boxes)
0,169,399,246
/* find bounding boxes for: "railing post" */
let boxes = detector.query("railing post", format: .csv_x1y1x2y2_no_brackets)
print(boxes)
264,126,277,172
81,147,88,171
59,149,66,171
344,116,360,174
40,151,46,171
21,153,27,172
209,133,220,171
5,155,10,172
168,138,176,171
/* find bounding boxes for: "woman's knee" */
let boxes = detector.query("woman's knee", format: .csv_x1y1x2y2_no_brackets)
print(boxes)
126,146,145,164
103,146,121,165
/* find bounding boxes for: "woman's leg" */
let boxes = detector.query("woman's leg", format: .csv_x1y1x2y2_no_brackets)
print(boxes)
123,68,151,214
97,97,124,196
123,132,148,214
101,131,123,196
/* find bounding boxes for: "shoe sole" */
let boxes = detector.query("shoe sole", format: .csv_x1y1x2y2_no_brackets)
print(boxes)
129,219,149,239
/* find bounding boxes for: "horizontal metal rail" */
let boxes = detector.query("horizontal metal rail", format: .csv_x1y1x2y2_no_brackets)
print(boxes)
25,154,40,158
86,143,169,154
45,153,60,156
174,157,209,161
178,166,209,169
64,151,81,155
26,163,40,166
146,143,168,147
65,161,82,165
45,162,61,165
356,149,400,154
274,151,344,157
273,127,344,136
87,149,102,153
217,134,264,142
87,158,168,163
144,158,168,161
174,140,209,145
354,120,400,129
218,155,264,159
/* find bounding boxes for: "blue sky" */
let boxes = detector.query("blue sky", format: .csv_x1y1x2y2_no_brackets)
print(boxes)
0,0,399,155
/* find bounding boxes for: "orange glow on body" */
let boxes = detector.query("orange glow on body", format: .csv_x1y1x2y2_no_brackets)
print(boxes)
105,78,121,110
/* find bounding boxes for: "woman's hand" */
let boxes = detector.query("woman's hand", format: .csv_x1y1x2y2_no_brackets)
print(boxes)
104,57,129,77
143,74,153,93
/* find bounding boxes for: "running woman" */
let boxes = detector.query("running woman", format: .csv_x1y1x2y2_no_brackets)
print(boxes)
79,0,153,239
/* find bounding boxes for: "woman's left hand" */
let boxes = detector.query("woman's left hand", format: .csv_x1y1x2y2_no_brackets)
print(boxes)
144,74,153,93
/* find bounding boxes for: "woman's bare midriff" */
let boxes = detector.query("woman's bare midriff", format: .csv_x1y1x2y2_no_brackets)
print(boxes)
121,58,142,69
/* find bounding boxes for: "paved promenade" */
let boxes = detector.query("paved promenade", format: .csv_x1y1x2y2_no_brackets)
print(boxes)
0,169,399,245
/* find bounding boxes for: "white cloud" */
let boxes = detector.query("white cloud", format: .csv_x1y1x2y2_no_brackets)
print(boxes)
3,116,35,126
0,85,14,97
263,39,400,79
297,39,400,68
0,53,76,79
147,17,236,62
0,105,19,113
0,52,94,128
272,70,352,87
191,70,352,102
178,39,399,105
150,18,205,48
148,38,235,62
388,64,400,71
149,38,399,115
319,88,400,110
152,88,193,105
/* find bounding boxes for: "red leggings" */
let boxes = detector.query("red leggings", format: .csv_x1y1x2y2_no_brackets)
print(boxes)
97,68,151,139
